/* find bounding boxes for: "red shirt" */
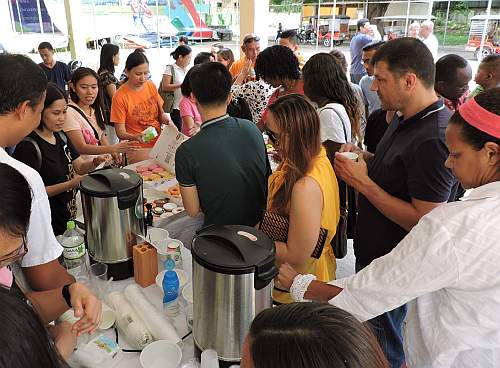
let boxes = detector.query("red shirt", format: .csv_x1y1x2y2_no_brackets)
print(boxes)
261,80,304,124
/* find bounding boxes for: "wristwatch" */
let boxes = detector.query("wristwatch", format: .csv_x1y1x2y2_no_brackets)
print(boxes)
62,283,73,308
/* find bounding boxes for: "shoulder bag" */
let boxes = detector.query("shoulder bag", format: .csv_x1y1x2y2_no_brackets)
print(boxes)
321,106,349,259
158,65,175,113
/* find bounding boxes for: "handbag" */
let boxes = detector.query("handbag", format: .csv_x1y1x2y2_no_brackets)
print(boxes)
331,182,348,259
259,211,328,259
158,64,175,113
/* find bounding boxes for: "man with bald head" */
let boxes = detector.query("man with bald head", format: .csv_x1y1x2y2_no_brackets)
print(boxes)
419,20,438,60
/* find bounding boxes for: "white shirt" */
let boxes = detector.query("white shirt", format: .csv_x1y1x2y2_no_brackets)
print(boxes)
0,148,63,267
423,33,439,61
317,103,352,144
328,181,500,368
163,63,187,110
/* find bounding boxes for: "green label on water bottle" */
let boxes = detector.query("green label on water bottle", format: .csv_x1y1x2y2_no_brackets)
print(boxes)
63,242,85,260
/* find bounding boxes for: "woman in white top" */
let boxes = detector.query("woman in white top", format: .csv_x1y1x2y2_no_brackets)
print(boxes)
64,67,136,161
279,89,500,368
161,45,192,131
302,53,361,162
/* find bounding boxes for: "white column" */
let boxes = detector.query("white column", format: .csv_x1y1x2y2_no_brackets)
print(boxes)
239,0,269,53
63,0,87,60
0,1,14,36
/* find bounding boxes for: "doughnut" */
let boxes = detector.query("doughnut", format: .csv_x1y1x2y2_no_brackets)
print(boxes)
136,165,149,173
168,186,180,196
147,163,161,171
152,167,163,174
149,174,161,181
159,171,174,179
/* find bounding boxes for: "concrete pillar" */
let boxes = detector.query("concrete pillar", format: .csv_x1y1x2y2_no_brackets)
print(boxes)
64,0,87,60
239,0,269,55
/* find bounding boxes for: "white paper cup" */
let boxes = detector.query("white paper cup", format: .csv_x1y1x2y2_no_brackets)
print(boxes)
140,340,182,368
338,152,359,161
146,228,170,245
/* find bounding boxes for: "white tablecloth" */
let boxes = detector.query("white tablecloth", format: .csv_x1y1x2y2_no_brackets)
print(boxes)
70,229,199,368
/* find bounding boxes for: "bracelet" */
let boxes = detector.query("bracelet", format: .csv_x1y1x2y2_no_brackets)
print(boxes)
62,284,73,308
290,274,316,302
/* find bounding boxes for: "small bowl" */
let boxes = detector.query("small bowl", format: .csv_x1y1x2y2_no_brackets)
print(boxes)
172,207,184,215
163,202,178,212
155,269,188,290
140,340,182,368
152,207,165,216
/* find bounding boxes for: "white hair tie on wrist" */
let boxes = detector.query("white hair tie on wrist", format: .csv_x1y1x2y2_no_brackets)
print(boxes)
290,274,316,302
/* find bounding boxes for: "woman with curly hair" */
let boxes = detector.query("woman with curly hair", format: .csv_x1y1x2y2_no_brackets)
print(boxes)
255,45,303,130
303,53,362,159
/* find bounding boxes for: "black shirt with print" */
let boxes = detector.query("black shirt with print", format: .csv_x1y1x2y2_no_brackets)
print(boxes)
13,131,80,235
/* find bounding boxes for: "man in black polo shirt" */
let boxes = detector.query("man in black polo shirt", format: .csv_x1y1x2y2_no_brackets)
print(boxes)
175,62,268,226
334,38,457,368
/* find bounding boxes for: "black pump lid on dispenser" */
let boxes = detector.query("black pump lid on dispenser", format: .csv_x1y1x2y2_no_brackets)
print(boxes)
80,168,142,210
192,225,278,290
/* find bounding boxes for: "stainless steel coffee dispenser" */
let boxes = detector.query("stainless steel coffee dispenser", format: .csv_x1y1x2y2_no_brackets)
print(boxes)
80,168,144,280
191,225,278,368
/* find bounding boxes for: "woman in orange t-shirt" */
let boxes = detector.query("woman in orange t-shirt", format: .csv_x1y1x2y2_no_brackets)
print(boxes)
111,52,172,162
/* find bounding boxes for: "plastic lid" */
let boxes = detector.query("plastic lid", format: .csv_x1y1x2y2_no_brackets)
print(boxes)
192,225,276,276
66,221,75,230
80,168,141,198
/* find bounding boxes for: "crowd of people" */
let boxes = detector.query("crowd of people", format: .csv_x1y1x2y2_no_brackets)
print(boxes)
0,22,498,367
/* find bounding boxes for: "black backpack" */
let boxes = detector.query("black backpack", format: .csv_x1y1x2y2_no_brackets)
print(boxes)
18,132,68,171
227,96,253,121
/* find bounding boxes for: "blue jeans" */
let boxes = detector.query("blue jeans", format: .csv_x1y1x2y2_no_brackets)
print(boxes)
356,262,406,368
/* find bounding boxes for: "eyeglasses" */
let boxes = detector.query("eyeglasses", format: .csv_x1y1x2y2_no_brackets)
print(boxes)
0,236,28,268
265,129,280,146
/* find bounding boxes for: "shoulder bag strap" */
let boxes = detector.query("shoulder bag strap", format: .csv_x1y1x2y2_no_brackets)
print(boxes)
20,137,42,172
67,104,101,144
320,106,348,143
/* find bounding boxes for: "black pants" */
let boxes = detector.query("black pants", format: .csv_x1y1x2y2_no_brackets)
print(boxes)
170,109,182,131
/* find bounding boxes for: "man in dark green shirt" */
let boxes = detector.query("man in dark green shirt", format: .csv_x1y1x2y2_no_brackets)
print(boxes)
175,62,268,226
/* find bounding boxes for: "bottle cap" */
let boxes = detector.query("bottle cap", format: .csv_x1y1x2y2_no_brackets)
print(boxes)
67,221,75,230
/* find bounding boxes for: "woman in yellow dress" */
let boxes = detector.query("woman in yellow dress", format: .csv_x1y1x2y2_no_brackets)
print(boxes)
262,94,340,304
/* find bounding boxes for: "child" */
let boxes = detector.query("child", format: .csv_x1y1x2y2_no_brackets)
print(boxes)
469,54,500,98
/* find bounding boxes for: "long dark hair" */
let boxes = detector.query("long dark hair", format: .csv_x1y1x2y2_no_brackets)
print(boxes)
268,94,321,214
449,87,500,150
39,83,67,131
0,288,68,368
70,67,106,130
97,43,119,74
303,53,361,142
0,164,32,238
248,303,389,368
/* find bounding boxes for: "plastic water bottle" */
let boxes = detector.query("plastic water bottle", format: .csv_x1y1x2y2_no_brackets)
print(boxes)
60,221,86,275
163,256,179,317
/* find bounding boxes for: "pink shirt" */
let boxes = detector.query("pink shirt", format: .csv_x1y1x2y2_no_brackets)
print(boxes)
179,96,202,137
0,267,13,288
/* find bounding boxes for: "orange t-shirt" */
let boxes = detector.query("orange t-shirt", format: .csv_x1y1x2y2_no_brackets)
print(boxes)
110,80,163,148
229,56,256,82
